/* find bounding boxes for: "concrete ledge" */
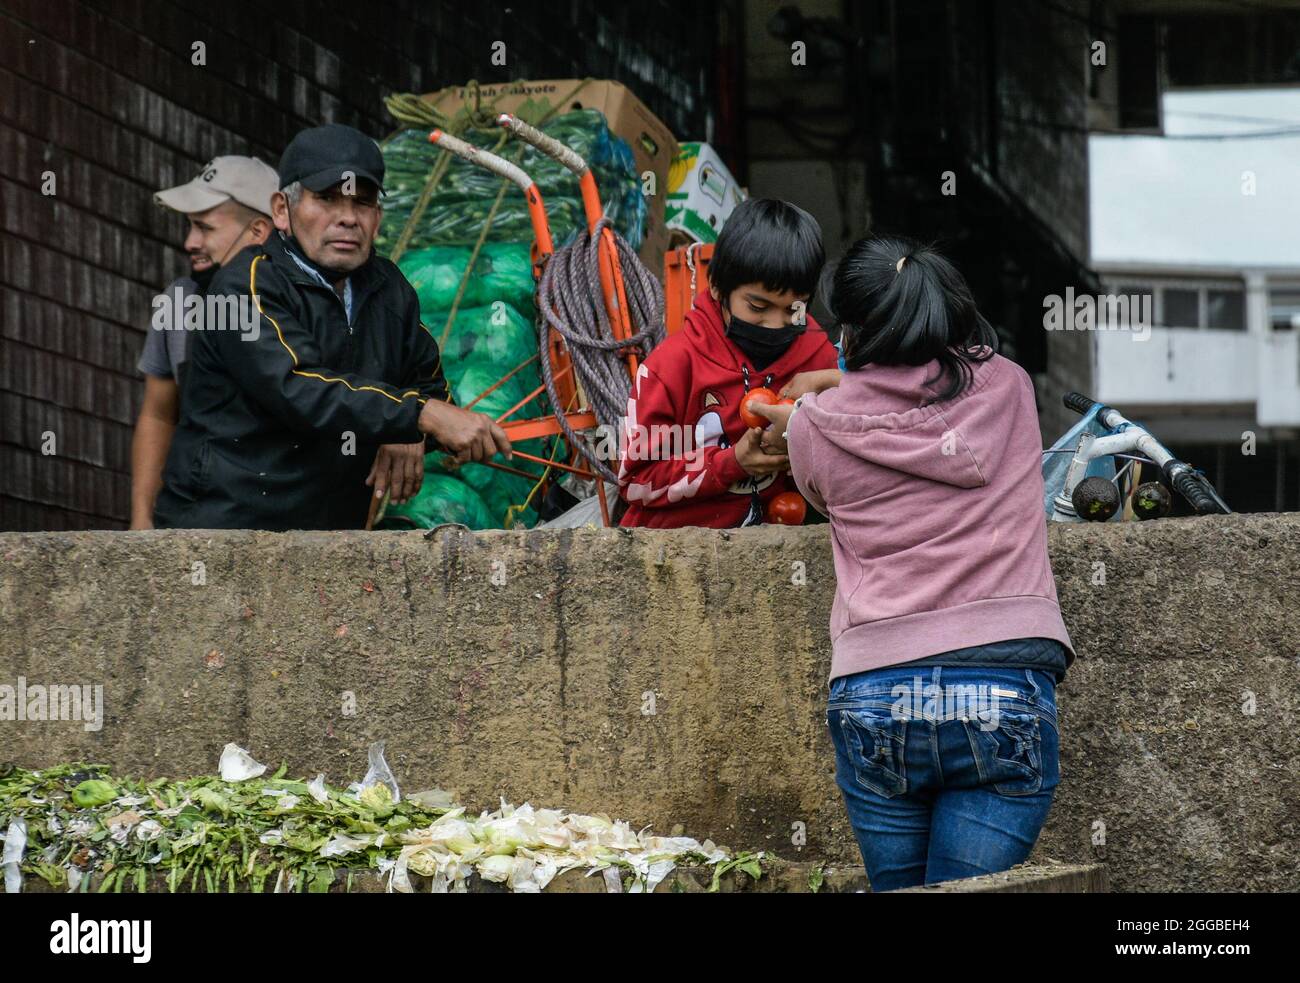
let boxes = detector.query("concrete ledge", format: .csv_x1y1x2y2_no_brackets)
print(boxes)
3,514,1299,891
890,862,1108,893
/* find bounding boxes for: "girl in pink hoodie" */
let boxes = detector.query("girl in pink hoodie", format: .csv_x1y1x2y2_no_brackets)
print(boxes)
753,236,1076,890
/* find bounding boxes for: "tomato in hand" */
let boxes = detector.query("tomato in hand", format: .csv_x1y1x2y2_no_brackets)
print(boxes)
778,397,796,406
766,491,807,525
739,387,779,429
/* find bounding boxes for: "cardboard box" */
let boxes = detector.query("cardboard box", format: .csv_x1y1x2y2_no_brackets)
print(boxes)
665,142,746,244
419,79,679,279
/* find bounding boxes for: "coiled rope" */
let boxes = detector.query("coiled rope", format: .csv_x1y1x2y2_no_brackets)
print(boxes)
536,216,665,483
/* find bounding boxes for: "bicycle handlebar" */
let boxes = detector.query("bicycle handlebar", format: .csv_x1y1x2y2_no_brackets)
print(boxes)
1063,391,1127,431
1061,391,1231,515
1165,463,1222,514
1062,391,1095,416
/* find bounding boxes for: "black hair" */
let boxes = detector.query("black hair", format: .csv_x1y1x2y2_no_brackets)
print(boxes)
708,198,825,304
831,235,998,404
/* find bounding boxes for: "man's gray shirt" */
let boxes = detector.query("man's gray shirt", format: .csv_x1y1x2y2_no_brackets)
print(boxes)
137,276,196,379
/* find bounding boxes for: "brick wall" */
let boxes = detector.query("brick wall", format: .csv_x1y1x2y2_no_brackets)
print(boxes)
928,0,1091,267
991,0,1091,266
0,0,714,529
881,0,1094,389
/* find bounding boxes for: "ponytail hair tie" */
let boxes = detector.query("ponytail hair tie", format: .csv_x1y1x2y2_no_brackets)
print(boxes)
895,256,907,273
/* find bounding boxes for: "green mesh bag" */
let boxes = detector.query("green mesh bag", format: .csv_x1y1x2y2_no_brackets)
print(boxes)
381,111,642,216
427,303,540,381
398,242,535,314
378,197,587,253
432,364,553,524
376,110,646,255
376,473,495,530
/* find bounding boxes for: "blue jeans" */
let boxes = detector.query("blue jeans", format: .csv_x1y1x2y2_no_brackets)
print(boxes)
827,664,1061,891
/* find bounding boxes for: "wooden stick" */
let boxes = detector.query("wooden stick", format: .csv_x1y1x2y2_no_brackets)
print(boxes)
364,491,385,531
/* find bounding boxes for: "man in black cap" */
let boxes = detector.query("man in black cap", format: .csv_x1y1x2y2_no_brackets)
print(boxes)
154,124,511,530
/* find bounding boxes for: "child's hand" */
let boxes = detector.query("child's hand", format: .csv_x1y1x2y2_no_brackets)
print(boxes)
780,368,842,400
734,427,789,477
759,429,788,456
745,400,795,456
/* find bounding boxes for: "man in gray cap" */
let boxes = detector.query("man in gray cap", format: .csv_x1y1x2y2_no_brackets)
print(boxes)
130,155,279,529
153,124,511,530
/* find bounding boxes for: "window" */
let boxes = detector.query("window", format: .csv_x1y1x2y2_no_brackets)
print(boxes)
1162,289,1199,328
1269,290,1300,331
1115,284,1153,306
1110,284,1154,328
1206,290,1245,332
1102,278,1247,331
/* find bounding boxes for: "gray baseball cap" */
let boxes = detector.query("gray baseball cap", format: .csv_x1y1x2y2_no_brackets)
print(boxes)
154,156,279,216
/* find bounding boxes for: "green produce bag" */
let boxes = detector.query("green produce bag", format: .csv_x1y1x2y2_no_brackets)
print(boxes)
399,242,535,314
382,111,639,203
438,365,554,525
429,303,541,383
376,473,495,530
377,110,646,256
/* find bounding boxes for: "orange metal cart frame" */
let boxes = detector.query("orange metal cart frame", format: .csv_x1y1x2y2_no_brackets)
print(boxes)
427,123,647,526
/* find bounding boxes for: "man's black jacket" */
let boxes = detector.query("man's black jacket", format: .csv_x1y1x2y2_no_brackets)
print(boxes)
154,233,451,529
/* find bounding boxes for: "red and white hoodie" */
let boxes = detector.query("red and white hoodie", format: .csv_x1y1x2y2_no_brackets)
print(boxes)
617,289,840,528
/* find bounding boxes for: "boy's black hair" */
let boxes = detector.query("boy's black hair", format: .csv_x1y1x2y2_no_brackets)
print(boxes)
707,198,825,304
831,235,998,404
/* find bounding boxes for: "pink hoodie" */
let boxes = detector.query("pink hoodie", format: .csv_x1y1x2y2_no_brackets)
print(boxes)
785,348,1076,682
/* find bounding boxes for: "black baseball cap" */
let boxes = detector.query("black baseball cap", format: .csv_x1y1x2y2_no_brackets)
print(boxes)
277,123,385,194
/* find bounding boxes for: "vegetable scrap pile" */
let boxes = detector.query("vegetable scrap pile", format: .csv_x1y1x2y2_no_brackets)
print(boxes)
0,743,762,894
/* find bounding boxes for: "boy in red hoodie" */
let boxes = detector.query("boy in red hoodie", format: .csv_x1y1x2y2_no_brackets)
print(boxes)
617,198,840,528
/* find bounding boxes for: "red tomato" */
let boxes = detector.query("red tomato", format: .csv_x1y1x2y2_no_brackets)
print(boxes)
766,491,807,525
739,387,779,429
778,397,796,406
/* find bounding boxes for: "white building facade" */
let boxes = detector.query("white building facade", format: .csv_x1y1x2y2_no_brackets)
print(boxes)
1081,88,1300,510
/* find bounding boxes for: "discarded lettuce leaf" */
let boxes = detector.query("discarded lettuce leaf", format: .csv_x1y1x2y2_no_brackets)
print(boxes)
71,780,117,808
358,784,395,818
406,788,455,810
218,743,267,781
306,774,329,804
477,854,514,883
2,818,27,894
193,787,233,817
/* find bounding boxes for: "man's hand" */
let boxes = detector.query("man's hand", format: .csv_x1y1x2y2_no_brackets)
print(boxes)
734,427,789,477
747,401,795,455
780,368,842,400
418,400,512,464
366,442,425,504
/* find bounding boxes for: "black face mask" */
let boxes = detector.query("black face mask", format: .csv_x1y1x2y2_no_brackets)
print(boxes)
190,264,219,294
724,309,805,370
188,219,260,295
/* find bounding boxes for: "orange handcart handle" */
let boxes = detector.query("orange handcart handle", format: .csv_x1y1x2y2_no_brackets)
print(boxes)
495,114,639,381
